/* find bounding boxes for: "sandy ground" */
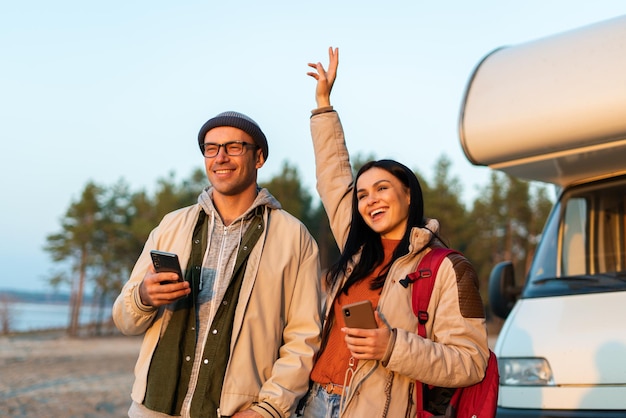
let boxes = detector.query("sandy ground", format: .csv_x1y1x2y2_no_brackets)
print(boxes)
0,330,142,418
0,328,499,418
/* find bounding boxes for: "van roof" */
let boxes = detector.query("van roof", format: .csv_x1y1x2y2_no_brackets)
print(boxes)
459,15,626,188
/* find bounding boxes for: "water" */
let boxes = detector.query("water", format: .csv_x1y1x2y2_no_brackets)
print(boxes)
7,302,111,332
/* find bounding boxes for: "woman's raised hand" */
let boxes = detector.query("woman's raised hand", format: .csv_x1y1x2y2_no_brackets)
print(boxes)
307,46,339,108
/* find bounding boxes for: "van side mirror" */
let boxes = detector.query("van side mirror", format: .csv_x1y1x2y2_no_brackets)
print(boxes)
488,261,521,319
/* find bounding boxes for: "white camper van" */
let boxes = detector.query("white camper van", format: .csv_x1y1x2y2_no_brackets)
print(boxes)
459,16,626,417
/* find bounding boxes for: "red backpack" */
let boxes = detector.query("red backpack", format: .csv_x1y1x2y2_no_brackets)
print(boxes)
408,247,499,418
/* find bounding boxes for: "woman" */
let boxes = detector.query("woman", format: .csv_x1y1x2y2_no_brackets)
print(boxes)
298,47,489,417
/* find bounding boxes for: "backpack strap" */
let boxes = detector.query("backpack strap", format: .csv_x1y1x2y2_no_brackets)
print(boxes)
407,247,458,414
409,248,458,338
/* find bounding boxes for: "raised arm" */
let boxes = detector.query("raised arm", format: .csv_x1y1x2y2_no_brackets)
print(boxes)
307,47,354,248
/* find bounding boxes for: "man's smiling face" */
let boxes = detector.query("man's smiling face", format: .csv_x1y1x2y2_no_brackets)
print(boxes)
203,126,264,198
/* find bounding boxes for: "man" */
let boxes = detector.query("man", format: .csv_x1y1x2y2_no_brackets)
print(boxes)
113,111,322,418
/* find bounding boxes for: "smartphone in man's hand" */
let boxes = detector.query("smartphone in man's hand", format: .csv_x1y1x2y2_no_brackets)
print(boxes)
150,250,183,284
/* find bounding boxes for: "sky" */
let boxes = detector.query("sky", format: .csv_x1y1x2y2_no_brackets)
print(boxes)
1,1,625,293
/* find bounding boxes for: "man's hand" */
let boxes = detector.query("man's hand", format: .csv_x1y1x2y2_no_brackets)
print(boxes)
138,266,191,307
307,46,339,108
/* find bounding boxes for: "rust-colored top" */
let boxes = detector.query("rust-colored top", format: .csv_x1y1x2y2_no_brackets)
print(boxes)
311,239,399,386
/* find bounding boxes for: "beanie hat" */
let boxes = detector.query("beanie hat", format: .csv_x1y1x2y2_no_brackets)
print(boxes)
198,111,268,160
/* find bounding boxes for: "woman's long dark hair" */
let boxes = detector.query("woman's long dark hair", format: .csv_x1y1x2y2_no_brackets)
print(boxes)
326,159,427,294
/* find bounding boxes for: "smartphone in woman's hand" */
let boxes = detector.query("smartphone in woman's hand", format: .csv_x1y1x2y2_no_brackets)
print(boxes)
342,300,377,329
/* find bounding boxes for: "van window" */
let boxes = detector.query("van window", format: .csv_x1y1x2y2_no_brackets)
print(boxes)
562,198,587,275
524,176,626,298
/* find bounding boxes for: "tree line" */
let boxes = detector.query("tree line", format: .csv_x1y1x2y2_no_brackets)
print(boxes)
43,155,553,336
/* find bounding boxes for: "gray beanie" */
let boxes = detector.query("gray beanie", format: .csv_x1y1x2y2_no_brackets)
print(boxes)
198,111,268,160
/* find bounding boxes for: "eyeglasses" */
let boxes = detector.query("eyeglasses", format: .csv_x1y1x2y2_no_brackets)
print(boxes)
200,141,259,158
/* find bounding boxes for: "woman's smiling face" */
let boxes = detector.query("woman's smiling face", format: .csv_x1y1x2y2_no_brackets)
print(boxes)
356,167,411,240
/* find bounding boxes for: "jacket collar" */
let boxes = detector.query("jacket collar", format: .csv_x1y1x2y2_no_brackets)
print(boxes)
197,186,282,225
408,218,440,255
